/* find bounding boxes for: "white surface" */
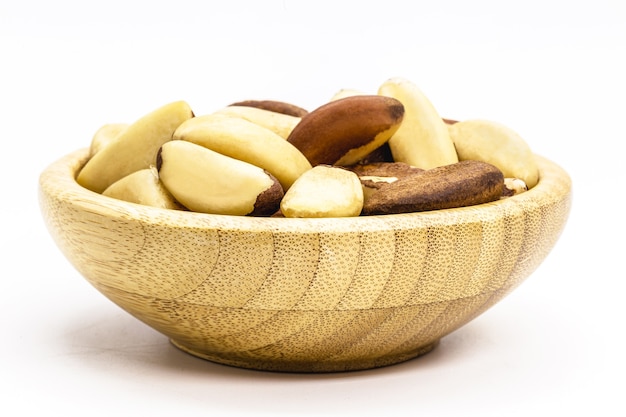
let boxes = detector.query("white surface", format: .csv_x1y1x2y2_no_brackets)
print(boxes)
2,1,625,416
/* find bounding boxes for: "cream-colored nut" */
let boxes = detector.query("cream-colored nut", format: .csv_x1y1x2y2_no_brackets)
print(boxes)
228,99,308,117
448,119,539,188
503,177,528,197
213,105,302,139
157,140,283,216
362,160,504,215
173,113,311,190
89,123,129,157
280,165,364,218
77,100,194,193
378,77,458,169
102,167,183,210
287,95,404,167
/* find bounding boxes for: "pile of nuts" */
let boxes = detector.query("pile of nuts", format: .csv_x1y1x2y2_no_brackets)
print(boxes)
76,77,539,218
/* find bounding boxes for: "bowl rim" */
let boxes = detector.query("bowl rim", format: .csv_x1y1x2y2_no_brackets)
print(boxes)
39,148,572,234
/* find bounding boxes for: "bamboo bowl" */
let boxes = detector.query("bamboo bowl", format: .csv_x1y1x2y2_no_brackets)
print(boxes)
39,148,571,372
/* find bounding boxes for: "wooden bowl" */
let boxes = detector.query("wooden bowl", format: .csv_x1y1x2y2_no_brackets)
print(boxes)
39,149,571,372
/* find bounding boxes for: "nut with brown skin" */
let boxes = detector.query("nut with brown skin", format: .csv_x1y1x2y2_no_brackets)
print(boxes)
157,140,283,216
228,99,309,117
362,160,504,215
347,161,424,178
347,162,425,200
287,95,405,167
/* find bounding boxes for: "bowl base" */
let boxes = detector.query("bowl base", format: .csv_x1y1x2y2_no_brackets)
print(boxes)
169,339,439,373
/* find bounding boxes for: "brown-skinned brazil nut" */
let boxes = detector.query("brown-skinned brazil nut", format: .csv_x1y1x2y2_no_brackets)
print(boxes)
228,99,309,117
347,162,424,200
286,95,405,167
362,160,504,215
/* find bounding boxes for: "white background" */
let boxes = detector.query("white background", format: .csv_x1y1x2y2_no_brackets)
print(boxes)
2,1,625,415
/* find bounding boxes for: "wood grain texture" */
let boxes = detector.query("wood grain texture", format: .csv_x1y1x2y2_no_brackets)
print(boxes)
39,149,572,372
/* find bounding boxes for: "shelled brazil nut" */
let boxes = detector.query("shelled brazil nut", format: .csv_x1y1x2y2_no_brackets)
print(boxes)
77,100,194,194
286,95,405,167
